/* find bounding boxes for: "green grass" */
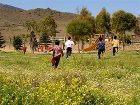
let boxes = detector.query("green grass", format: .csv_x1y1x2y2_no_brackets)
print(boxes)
0,51,140,105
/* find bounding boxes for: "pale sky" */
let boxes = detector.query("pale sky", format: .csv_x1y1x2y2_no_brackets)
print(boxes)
1,0,140,17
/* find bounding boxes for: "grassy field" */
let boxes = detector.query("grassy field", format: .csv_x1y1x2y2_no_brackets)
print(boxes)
0,51,140,105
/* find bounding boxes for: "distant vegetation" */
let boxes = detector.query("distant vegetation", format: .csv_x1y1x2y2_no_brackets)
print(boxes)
67,7,136,51
0,4,140,52
13,36,22,50
0,32,5,48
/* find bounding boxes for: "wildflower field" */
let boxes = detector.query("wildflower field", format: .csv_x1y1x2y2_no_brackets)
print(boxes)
0,51,140,105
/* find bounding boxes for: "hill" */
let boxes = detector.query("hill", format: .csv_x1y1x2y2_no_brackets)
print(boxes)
0,3,76,42
0,3,23,11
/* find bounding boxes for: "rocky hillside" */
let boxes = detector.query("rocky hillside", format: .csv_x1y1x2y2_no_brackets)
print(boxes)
0,3,76,42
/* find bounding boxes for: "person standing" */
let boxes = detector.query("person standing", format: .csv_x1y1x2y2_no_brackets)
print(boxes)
97,37,105,59
112,36,119,56
65,36,74,59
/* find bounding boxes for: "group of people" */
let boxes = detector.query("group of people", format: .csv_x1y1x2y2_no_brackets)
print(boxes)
51,36,119,69
51,36,74,69
97,35,119,59
97,37,105,59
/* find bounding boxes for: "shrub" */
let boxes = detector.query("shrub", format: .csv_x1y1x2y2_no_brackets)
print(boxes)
118,34,132,44
0,32,5,48
13,36,22,50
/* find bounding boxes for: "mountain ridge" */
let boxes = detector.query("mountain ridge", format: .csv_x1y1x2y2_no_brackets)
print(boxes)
0,3,76,41
0,3,24,11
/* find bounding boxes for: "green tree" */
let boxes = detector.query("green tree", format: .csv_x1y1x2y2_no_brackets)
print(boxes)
39,33,51,43
24,20,38,33
41,16,57,37
79,7,92,19
79,7,96,46
95,8,111,33
111,10,136,33
13,36,22,50
24,20,38,53
67,7,95,51
111,10,136,50
67,19,93,52
40,16,57,46
134,15,140,34
85,17,95,45
0,32,5,48
30,31,38,53
21,34,29,47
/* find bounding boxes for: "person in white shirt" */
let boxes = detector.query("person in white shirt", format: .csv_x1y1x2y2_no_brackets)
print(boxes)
65,36,74,59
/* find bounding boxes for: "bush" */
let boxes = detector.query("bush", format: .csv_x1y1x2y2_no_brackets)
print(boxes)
118,34,132,44
13,36,23,50
39,33,51,44
0,32,5,48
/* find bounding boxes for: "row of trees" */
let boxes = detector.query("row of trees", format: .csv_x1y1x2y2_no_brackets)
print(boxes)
23,8,137,53
24,16,57,53
0,8,138,52
0,16,56,53
12,32,51,51
67,8,137,51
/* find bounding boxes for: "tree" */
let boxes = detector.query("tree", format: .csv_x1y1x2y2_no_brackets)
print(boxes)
95,8,111,33
13,36,22,50
79,7,95,49
39,33,51,52
79,7,96,46
67,19,93,52
21,34,29,47
40,16,57,46
86,17,95,45
111,10,136,50
24,20,38,33
24,20,38,53
41,16,57,37
67,7,95,52
30,31,38,53
39,33,51,44
134,15,140,34
0,32,5,48
21,34,29,54
79,7,92,19
79,8,95,33
111,10,136,33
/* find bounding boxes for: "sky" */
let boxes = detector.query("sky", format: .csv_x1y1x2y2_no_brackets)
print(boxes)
1,0,140,17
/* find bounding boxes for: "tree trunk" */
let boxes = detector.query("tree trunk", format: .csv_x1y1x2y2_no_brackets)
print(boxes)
63,36,66,50
30,42,34,54
89,34,92,45
52,36,55,47
81,40,84,50
30,31,35,53
122,31,125,51
78,40,80,53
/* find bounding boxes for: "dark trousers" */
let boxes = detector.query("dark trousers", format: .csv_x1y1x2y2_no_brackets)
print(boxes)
113,47,118,56
51,55,61,68
98,49,104,59
66,47,72,58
